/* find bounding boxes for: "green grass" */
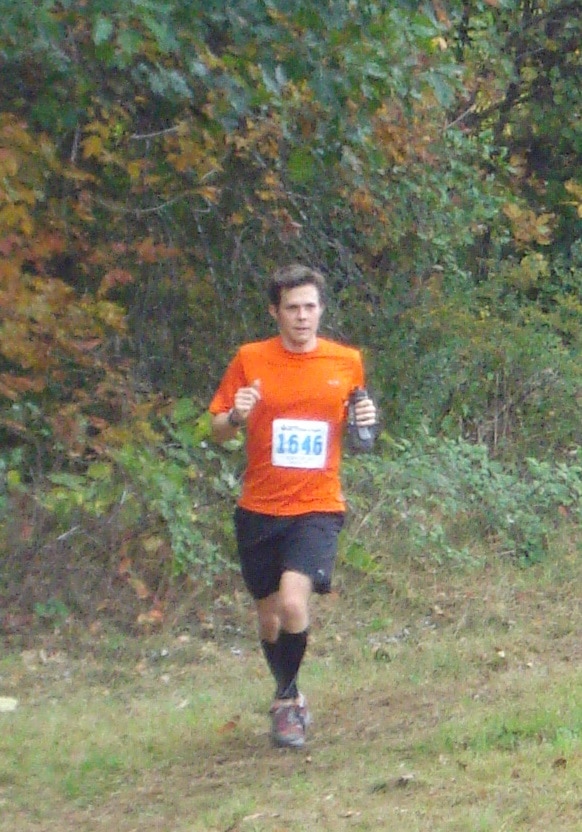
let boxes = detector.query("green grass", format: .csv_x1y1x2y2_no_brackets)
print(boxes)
0,546,581,831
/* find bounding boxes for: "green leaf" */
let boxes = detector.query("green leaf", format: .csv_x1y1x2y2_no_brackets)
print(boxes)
47,473,85,489
93,16,114,47
287,148,316,184
172,398,196,423
87,462,113,480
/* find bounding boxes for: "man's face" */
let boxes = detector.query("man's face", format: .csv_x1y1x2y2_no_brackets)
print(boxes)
269,283,324,353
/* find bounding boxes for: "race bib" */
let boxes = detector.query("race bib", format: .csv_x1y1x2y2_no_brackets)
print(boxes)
271,419,329,469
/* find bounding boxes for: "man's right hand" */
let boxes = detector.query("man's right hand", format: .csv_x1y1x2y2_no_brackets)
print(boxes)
232,379,261,423
210,379,261,444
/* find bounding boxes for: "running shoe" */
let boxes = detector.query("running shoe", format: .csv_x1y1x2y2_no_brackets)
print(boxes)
295,692,312,730
270,699,307,748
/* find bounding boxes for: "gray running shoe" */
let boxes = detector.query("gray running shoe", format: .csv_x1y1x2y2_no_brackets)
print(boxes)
270,699,308,748
295,693,312,730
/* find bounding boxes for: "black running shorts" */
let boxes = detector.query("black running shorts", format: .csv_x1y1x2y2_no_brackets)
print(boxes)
234,508,345,600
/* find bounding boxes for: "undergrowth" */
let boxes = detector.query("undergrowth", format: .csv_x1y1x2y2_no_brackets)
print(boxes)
0,403,580,630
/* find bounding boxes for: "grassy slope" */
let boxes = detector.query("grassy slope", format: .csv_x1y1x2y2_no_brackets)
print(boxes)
0,542,580,832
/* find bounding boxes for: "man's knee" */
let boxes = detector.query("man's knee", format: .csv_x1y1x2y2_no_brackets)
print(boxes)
256,595,280,641
278,586,310,632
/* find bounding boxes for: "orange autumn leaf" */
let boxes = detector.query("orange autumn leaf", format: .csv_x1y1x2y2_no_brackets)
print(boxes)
196,185,220,204
431,0,451,27
0,374,46,399
98,268,134,297
128,576,151,600
71,338,102,352
217,716,241,734
118,556,132,576
136,608,164,626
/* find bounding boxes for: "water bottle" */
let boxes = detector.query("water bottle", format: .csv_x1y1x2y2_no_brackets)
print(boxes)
347,387,376,453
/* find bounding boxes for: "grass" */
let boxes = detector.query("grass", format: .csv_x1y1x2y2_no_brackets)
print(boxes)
0,542,581,832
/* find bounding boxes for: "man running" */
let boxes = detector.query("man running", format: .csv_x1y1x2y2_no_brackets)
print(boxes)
209,263,377,748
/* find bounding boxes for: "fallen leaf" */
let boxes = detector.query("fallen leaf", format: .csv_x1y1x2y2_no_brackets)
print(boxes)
218,716,240,733
0,697,18,712
136,608,164,626
129,576,151,600
396,773,415,787
20,522,34,541
118,556,132,576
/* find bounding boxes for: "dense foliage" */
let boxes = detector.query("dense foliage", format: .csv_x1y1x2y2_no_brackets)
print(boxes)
0,1,580,617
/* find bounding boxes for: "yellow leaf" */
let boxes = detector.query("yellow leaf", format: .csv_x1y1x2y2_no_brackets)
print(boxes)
431,36,448,51
0,148,19,177
142,535,165,554
263,172,280,188
0,204,34,235
127,160,143,181
502,204,555,246
502,202,522,221
196,186,220,204
94,300,127,330
564,180,582,200
351,188,377,214
6,469,21,488
564,180,582,216
133,419,162,443
82,135,104,159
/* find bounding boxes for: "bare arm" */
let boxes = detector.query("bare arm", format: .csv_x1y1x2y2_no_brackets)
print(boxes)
210,411,242,444
210,379,262,445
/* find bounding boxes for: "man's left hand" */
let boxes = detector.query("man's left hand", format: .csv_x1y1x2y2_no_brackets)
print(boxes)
355,397,377,427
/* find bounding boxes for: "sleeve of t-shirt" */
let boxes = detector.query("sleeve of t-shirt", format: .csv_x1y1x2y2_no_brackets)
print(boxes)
208,351,247,415
354,351,366,389
356,352,366,387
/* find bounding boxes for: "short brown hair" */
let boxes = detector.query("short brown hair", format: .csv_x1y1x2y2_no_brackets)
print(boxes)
268,263,326,308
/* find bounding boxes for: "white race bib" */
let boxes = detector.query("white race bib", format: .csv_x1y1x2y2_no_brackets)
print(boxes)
271,419,329,469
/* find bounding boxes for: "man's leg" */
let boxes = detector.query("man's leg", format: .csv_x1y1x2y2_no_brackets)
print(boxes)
257,592,284,692
257,570,311,701
258,572,313,747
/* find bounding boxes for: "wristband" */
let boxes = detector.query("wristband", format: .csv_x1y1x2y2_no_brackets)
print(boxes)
227,408,244,428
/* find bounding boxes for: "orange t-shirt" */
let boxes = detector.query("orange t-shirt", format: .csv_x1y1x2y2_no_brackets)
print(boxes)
209,336,365,516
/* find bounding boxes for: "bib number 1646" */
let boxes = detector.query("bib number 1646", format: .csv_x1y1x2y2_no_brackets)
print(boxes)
271,419,329,469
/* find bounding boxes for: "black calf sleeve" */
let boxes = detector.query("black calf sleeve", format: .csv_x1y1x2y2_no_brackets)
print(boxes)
275,629,308,700
261,638,283,684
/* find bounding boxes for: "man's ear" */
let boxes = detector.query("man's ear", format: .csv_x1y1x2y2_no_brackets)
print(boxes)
268,304,278,320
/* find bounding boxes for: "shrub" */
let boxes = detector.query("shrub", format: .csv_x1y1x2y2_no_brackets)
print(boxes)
342,427,581,567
